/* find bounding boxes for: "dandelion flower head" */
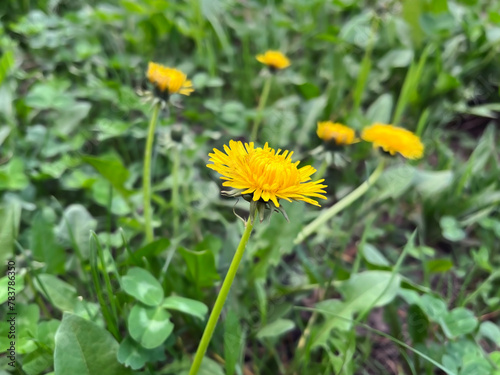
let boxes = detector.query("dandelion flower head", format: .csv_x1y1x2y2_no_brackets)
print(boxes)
256,50,291,70
361,123,424,160
317,121,358,145
146,62,194,96
207,140,327,207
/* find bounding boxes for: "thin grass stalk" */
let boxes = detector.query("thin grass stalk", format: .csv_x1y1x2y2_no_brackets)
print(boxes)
89,232,120,340
188,218,255,375
294,159,385,244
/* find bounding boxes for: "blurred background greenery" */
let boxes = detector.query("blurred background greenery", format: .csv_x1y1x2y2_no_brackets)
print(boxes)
0,0,499,374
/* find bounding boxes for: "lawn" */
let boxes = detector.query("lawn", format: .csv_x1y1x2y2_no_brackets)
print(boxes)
1,1,500,374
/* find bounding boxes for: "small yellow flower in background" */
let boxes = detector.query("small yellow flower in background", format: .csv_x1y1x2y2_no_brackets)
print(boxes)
317,121,358,145
146,62,194,96
361,123,424,160
207,140,327,207
256,50,291,70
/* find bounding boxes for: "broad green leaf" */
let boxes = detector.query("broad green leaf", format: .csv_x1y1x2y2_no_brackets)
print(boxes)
25,79,73,110
37,320,60,350
127,304,174,349
375,164,415,201
94,118,132,141
33,274,78,312
338,271,401,313
201,0,231,54
19,303,40,333
0,201,21,271
162,357,225,375
0,272,25,305
161,296,208,320
365,93,393,124
120,0,147,13
413,170,453,198
420,12,456,36
0,126,10,147
440,216,465,242
377,49,414,69
0,50,14,86
122,267,164,306
403,0,424,45
82,155,132,197
194,234,222,256
296,82,321,99
297,95,328,147
426,258,454,273
252,201,305,279
339,11,374,47
440,308,478,338
479,321,500,346
55,101,91,135
362,243,390,266
38,154,79,179
178,247,220,288
118,336,147,370
0,157,29,190
256,319,295,340
22,349,52,375
91,178,131,215
54,313,131,375
472,246,492,272
418,294,448,321
1,304,40,354
127,238,171,265
311,299,354,349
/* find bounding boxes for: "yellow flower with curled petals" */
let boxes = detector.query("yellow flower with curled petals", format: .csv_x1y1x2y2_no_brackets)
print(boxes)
146,62,194,96
207,140,327,207
317,121,358,145
256,50,291,70
361,123,424,159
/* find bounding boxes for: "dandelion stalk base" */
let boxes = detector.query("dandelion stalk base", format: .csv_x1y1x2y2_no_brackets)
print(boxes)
143,103,160,243
188,219,254,375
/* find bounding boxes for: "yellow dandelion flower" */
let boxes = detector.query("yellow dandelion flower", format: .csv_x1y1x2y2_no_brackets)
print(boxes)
317,121,358,145
256,50,291,70
207,140,327,207
146,62,194,96
361,123,424,159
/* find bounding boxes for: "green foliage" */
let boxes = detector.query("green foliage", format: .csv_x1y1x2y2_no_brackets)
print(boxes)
1,0,499,374
54,313,131,375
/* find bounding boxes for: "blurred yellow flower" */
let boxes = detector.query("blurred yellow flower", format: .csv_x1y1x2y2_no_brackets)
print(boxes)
317,121,358,145
146,62,194,96
256,50,291,70
361,123,424,159
207,140,327,207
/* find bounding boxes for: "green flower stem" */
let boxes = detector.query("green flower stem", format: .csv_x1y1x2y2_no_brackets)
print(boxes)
294,159,386,244
250,76,272,142
143,102,161,243
188,218,255,375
